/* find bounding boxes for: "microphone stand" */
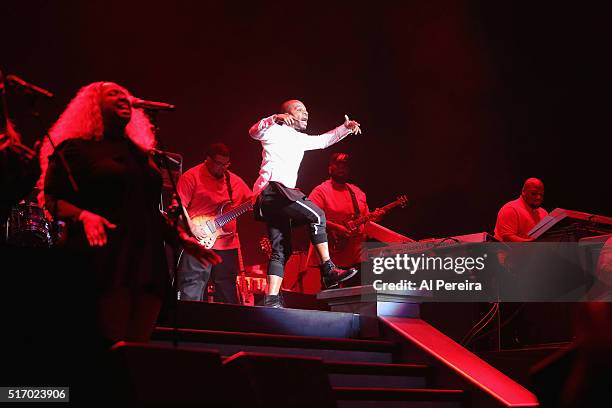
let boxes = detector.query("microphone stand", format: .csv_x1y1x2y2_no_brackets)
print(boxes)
7,71,78,196
25,89,79,194
144,108,183,349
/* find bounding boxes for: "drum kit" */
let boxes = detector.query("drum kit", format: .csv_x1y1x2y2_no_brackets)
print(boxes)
3,201,65,248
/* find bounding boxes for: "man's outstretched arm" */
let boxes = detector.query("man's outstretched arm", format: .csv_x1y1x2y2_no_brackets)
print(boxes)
301,114,362,151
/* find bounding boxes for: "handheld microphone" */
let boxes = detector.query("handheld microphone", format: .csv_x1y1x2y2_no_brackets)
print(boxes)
132,98,176,111
6,75,54,98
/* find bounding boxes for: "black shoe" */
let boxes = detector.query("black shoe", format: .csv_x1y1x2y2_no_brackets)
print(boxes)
321,261,358,289
263,294,283,308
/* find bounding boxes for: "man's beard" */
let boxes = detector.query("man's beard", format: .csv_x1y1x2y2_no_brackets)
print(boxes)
331,174,348,184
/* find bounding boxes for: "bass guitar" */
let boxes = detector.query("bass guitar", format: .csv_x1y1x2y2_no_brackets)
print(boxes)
329,194,409,252
187,200,253,249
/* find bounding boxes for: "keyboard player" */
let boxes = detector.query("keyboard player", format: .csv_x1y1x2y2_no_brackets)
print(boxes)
494,178,548,242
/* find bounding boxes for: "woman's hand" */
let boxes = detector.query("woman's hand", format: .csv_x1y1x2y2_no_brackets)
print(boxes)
179,230,222,266
78,210,117,246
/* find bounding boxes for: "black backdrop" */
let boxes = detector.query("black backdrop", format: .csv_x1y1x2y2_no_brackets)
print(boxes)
3,1,610,264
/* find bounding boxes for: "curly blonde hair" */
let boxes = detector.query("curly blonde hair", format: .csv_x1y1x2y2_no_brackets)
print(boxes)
38,82,156,208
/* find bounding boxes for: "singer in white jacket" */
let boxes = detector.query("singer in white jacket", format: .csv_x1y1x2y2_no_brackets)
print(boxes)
249,99,362,307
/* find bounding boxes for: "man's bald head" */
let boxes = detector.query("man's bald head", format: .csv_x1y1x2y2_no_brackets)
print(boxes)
280,99,303,113
521,178,545,209
523,178,544,191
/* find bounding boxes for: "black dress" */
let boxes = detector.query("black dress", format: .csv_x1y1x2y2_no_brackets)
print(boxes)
44,135,169,296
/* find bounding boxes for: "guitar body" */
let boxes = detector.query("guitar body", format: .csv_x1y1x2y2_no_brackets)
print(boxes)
329,194,409,254
190,201,234,249
329,215,362,253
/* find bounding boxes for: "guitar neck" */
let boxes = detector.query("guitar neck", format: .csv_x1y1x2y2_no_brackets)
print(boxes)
350,199,403,229
381,200,402,213
216,201,253,227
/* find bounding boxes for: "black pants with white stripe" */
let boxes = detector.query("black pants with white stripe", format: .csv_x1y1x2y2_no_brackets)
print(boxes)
257,182,327,278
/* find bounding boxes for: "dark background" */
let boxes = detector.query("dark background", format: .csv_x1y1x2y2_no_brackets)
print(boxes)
3,1,610,265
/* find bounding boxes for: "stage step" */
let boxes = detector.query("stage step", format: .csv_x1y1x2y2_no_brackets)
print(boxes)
159,300,360,338
325,361,431,389
152,327,397,363
334,387,466,408
219,351,455,407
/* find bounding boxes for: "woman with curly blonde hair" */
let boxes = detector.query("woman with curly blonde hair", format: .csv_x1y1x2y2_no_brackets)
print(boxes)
41,81,220,343
38,81,155,208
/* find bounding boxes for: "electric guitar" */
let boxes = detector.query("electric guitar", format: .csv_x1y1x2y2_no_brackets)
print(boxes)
329,194,409,252
187,200,253,249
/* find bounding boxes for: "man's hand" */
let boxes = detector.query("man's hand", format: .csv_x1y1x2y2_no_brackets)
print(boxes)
273,113,296,127
186,219,208,242
328,221,354,238
344,114,362,135
248,193,259,206
79,210,117,247
370,208,385,223
179,230,222,266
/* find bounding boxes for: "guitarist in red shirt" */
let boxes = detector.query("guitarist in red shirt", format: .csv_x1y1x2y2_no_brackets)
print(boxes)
176,143,252,303
308,153,408,288
308,153,384,285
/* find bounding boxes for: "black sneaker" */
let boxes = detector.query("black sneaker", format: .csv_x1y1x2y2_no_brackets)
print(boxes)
321,261,358,289
263,294,283,308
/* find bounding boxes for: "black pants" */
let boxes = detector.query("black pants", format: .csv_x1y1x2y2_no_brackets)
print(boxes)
177,248,239,303
258,182,327,278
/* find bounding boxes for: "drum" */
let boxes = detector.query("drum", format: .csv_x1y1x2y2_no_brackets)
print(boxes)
7,203,52,247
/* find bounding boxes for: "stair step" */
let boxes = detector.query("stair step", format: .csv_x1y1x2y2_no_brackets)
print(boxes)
152,327,397,363
160,301,359,338
325,361,429,376
153,328,395,351
333,386,465,402
326,361,431,389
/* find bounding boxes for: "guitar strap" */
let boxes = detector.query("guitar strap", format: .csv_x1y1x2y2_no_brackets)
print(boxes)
345,184,361,216
225,171,233,203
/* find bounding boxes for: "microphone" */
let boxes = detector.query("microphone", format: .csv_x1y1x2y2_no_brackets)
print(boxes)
6,74,54,98
132,98,176,111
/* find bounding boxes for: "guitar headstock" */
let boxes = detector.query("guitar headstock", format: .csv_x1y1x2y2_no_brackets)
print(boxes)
397,195,409,208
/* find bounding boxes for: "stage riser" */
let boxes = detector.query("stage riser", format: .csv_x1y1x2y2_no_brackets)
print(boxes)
161,301,360,338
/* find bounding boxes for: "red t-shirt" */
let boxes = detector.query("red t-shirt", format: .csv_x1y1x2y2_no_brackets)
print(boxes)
494,197,548,242
177,163,252,250
309,179,369,267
